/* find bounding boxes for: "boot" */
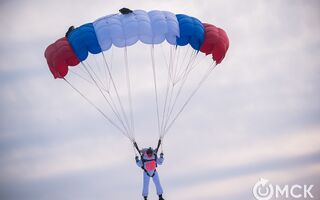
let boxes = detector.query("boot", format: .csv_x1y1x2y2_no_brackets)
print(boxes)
159,194,165,200
143,196,147,200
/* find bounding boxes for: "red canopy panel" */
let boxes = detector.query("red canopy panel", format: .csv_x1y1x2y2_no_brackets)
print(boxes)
200,23,229,64
44,37,80,79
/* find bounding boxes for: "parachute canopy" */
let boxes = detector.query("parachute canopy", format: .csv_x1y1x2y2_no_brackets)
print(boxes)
45,10,229,79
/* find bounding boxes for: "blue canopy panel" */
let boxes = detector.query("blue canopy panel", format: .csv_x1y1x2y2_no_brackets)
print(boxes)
67,23,102,61
175,14,205,51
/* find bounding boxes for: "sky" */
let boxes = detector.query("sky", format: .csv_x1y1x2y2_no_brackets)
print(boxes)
0,0,320,200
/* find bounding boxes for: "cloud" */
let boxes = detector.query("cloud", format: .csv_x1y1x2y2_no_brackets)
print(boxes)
170,163,320,200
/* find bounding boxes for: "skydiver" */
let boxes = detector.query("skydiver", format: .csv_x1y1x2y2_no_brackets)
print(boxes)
134,140,165,200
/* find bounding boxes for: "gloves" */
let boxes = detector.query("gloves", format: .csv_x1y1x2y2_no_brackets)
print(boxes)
135,156,139,161
160,153,164,158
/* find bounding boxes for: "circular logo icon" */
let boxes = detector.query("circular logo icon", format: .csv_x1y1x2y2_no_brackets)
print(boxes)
253,178,274,200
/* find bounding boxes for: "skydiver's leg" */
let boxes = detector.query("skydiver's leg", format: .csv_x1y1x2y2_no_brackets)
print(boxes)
142,172,150,198
152,171,164,196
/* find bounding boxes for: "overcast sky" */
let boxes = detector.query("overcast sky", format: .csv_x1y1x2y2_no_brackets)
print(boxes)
0,0,320,200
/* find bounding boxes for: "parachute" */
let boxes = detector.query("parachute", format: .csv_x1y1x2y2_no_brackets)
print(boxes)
44,9,229,152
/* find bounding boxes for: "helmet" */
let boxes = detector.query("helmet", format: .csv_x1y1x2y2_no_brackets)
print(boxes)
146,147,153,155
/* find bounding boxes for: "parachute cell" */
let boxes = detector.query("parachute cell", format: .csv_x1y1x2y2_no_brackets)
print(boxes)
44,37,80,79
67,23,102,61
175,14,205,50
200,23,229,64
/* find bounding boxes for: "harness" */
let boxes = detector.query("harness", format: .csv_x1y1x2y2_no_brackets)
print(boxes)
141,154,158,177
133,141,162,178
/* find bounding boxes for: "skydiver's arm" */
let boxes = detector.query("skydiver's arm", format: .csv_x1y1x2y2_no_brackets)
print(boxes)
135,156,143,167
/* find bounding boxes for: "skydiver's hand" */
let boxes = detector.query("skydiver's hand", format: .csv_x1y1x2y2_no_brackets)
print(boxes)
135,156,139,161
160,153,164,158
